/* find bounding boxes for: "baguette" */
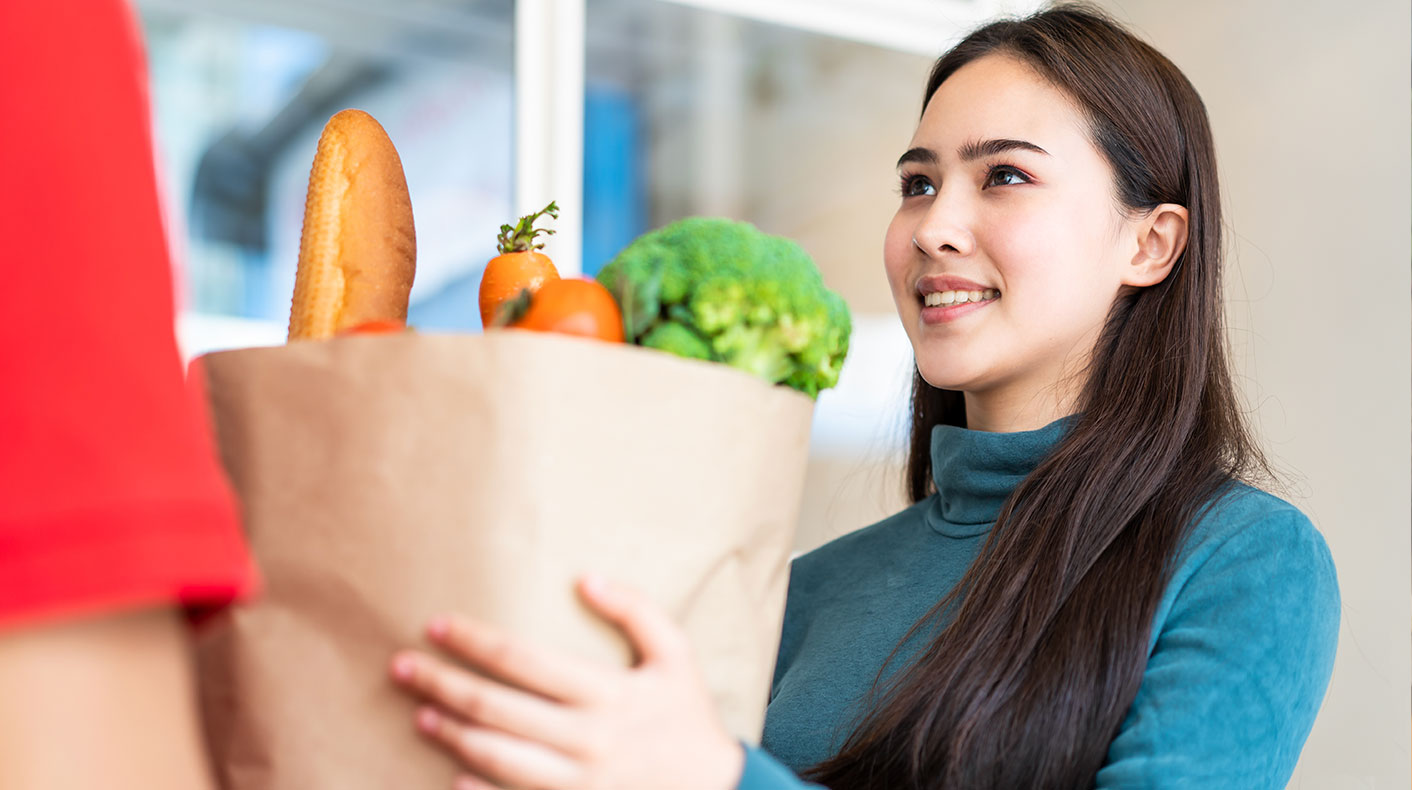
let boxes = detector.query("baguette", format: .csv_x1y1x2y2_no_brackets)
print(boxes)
287,109,416,340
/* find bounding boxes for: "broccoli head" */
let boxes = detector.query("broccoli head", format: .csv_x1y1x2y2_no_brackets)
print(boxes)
596,217,852,398
640,321,713,361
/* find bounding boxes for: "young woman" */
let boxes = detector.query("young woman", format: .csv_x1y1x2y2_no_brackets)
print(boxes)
388,5,1340,788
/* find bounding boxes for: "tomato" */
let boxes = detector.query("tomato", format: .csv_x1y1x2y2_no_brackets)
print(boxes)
479,251,559,328
509,277,624,343
479,201,561,327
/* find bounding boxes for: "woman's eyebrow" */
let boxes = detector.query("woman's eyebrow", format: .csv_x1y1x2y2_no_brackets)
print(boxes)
896,139,1050,169
958,138,1050,161
896,147,937,169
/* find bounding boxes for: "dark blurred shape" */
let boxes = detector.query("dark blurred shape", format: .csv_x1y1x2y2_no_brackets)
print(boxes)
189,54,392,253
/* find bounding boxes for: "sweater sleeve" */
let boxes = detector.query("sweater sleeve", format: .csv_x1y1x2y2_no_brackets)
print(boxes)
736,744,827,790
1094,507,1340,788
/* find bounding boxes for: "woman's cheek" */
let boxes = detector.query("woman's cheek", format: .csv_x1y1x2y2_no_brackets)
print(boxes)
882,229,920,321
882,219,914,284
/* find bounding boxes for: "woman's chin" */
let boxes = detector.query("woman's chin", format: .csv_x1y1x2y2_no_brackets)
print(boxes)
916,366,979,392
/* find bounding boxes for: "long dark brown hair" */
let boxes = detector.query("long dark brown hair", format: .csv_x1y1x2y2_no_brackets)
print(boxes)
805,5,1271,789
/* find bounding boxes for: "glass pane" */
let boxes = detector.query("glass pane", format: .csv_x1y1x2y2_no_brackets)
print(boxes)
139,0,516,349
584,0,935,546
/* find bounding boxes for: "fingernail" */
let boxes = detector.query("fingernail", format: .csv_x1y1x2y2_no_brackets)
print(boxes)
391,655,415,681
416,707,440,732
427,616,450,640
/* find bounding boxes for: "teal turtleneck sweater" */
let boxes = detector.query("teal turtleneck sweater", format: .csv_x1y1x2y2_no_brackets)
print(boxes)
736,416,1340,789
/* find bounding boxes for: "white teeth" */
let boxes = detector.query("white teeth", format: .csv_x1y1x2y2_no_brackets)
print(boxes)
923,288,999,307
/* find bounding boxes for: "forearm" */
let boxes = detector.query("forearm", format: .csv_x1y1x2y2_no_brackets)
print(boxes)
0,607,217,790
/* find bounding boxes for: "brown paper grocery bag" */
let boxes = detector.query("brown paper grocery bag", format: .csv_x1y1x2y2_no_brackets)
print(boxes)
194,330,813,789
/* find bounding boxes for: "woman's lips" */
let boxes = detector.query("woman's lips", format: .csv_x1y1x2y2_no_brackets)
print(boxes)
920,294,999,324
914,276,1001,325
916,274,994,295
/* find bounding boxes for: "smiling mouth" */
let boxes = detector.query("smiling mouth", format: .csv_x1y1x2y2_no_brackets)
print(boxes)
921,288,1000,307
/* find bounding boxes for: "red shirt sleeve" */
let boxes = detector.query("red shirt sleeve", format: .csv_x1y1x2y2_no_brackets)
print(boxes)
0,1,258,629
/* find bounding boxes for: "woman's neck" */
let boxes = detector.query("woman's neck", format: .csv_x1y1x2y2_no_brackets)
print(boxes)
961,330,1097,433
963,376,1081,433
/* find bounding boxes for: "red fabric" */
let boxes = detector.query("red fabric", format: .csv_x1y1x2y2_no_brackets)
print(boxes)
0,1,258,629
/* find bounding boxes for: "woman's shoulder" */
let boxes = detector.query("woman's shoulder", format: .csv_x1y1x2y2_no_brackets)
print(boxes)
1160,479,1340,646
1181,480,1333,569
1104,482,1342,788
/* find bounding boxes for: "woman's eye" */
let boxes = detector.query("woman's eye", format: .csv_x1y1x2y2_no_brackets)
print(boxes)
984,165,1028,188
898,174,935,198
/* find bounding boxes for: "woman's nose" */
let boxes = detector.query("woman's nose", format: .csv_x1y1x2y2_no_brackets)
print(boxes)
912,198,975,257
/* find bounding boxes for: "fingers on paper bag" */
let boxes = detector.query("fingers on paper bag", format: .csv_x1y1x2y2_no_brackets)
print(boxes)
416,706,581,790
578,574,689,667
390,651,587,754
427,615,604,705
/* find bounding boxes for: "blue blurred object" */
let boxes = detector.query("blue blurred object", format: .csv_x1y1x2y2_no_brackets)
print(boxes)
582,85,645,277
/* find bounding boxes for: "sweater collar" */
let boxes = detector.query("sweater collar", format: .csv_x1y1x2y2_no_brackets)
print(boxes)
924,414,1076,538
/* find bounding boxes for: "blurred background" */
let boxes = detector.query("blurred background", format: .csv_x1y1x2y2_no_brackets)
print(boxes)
138,0,1408,786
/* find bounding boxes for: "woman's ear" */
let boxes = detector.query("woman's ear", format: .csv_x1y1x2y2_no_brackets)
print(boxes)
1122,203,1189,287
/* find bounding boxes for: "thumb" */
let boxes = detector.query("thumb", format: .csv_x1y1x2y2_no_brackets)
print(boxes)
578,574,688,668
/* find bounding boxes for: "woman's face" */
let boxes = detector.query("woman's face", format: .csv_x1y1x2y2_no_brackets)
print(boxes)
884,54,1139,418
